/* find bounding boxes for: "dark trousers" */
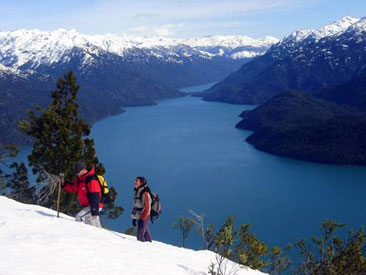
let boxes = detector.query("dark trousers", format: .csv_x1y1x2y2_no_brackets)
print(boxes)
137,218,152,242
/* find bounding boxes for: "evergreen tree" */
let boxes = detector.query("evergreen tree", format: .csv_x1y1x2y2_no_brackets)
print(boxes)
234,223,268,270
125,226,137,237
0,144,18,194
293,220,366,274
19,71,122,218
212,217,269,272
215,216,237,258
172,215,196,247
264,245,292,275
6,162,37,204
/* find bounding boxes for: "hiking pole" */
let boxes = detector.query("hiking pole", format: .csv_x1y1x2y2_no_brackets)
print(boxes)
57,173,64,218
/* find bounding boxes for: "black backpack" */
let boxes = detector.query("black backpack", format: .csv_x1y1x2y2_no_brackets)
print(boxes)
140,186,162,222
85,174,114,205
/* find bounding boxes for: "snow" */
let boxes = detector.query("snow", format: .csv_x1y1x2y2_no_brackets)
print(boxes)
230,51,264,59
281,16,360,44
268,15,366,62
0,29,278,69
315,16,359,38
0,196,265,275
343,17,366,36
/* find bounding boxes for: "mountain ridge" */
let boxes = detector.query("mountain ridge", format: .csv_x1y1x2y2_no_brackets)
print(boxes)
0,30,279,145
201,16,366,104
0,28,278,71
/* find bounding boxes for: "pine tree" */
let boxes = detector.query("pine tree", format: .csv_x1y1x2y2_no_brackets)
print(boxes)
6,162,37,204
234,223,268,270
265,245,292,275
19,71,122,218
293,220,366,274
213,217,268,272
0,144,18,194
172,215,196,247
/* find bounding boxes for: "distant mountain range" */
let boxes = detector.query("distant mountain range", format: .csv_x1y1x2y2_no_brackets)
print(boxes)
0,30,278,145
202,16,366,105
219,15,366,165
0,30,277,89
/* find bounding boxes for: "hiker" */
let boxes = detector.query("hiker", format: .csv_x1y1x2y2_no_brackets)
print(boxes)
131,176,152,242
61,161,103,228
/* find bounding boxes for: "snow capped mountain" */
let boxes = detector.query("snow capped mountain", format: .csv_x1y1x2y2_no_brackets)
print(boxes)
269,16,366,62
281,16,360,45
0,28,278,70
341,17,366,42
0,28,277,145
316,16,360,38
203,16,366,104
0,196,265,275
0,63,21,76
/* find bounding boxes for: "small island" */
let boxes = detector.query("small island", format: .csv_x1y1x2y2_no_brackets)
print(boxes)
236,90,366,165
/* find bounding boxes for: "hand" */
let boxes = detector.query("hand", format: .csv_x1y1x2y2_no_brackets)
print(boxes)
58,173,65,185
91,215,98,219
132,219,137,227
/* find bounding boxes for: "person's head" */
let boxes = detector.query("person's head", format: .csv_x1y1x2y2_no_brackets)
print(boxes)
134,176,147,188
73,161,88,177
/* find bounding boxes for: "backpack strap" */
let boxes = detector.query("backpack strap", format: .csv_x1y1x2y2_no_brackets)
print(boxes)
139,186,151,200
85,174,103,195
135,186,151,211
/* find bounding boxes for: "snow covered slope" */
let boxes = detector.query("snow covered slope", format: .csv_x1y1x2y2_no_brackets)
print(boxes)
0,29,278,69
0,196,265,275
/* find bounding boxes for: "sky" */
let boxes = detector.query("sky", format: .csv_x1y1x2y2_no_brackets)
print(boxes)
0,0,365,39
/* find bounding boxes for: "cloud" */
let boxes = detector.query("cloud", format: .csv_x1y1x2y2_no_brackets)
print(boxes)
130,23,186,36
132,13,161,20
80,0,313,23
118,0,311,20
0,0,324,37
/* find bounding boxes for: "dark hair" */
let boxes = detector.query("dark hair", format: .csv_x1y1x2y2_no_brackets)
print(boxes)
73,161,86,175
136,176,147,186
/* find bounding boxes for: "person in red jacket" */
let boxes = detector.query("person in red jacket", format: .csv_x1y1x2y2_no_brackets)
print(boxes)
62,161,103,228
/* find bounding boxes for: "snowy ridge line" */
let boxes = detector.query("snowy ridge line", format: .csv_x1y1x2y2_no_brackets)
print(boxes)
267,16,366,62
0,196,265,275
0,28,278,69
280,16,362,44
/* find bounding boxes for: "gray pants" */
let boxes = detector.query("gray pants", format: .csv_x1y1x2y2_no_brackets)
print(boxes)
75,206,102,228
137,218,152,242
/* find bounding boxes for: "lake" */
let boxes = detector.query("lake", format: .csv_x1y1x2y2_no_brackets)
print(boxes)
16,82,366,251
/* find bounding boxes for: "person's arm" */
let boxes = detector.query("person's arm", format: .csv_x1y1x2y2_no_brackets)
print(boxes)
140,192,151,221
62,177,78,193
87,178,101,216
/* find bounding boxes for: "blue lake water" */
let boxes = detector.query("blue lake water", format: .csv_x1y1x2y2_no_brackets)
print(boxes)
16,82,366,251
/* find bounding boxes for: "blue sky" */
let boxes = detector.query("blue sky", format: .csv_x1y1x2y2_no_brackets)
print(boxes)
0,0,365,39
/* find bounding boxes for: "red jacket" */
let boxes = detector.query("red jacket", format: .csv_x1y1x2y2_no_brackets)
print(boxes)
63,167,103,215
140,191,151,221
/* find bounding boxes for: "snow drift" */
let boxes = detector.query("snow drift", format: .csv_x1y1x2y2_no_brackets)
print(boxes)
0,196,265,275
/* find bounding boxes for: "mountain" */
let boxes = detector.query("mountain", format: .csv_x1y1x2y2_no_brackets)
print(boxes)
236,91,366,165
0,29,278,145
202,16,366,104
319,74,366,111
0,29,278,89
0,196,264,275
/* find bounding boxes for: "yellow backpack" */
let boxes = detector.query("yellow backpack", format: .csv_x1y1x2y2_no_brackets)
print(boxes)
85,175,113,204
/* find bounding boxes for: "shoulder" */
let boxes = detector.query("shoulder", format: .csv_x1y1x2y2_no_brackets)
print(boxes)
141,187,151,197
85,174,99,183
